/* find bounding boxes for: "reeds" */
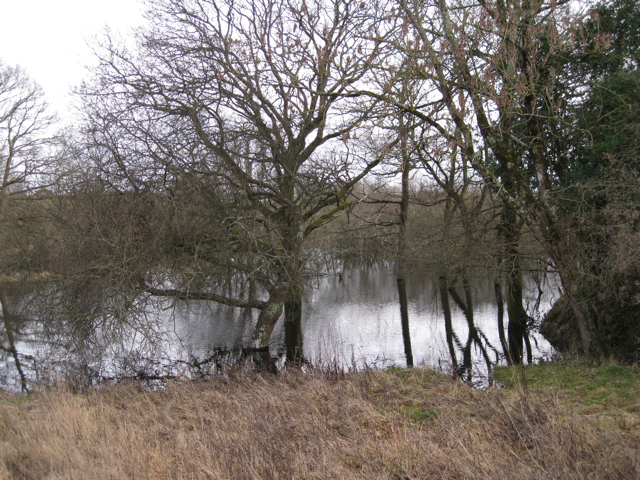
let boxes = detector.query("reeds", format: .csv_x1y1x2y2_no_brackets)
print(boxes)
0,367,638,479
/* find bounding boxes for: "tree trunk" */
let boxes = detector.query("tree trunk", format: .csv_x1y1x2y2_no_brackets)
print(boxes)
524,332,533,365
284,284,304,365
563,270,592,354
494,276,510,362
397,276,414,367
396,112,414,368
506,255,527,364
500,203,528,365
461,277,475,380
251,299,284,350
507,274,527,365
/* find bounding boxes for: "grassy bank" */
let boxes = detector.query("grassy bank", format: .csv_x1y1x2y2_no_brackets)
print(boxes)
0,364,638,479
494,359,640,428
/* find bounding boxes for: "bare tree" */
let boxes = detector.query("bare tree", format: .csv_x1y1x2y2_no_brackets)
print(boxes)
0,59,64,285
0,59,57,212
75,0,398,354
388,0,607,355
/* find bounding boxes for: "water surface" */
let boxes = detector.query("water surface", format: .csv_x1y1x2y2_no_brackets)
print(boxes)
0,266,557,391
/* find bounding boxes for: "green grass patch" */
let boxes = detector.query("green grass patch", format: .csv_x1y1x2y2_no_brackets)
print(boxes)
494,360,640,414
403,406,440,422
0,393,37,406
385,366,449,385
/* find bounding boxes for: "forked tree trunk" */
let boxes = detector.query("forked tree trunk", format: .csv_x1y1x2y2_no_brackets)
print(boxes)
251,299,284,350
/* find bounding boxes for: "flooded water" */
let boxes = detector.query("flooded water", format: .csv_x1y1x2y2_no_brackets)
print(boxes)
0,266,558,392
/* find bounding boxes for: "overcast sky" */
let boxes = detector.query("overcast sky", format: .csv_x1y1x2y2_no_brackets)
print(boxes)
0,0,145,122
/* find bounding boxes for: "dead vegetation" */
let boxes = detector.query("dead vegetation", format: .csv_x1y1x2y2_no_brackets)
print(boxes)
0,368,638,479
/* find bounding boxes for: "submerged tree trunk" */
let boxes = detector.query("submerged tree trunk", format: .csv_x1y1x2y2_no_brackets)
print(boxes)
494,275,510,362
506,262,528,364
524,332,533,365
251,298,284,351
284,283,304,365
396,112,414,368
246,296,284,374
397,276,413,367
500,204,528,365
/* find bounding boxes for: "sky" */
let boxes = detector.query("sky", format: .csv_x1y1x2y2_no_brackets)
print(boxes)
0,0,145,122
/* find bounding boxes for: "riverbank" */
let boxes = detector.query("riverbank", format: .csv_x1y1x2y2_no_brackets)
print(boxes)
0,362,638,479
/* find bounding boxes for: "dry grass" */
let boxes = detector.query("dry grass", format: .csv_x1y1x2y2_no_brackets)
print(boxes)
0,367,638,479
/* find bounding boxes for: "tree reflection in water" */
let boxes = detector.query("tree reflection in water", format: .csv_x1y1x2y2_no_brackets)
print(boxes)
0,266,556,392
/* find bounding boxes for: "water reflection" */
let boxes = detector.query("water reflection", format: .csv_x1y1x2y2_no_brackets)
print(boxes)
292,265,555,383
397,276,413,368
0,265,557,391
0,284,30,392
0,282,41,392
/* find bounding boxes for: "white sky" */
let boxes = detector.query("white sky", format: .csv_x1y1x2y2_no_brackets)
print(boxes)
0,0,145,122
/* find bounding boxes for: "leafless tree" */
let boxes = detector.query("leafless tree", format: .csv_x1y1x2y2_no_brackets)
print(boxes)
76,0,399,353
0,59,57,212
385,0,604,354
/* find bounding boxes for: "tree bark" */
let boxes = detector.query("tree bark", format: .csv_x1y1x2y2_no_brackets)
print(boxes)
396,115,414,368
500,202,528,365
524,332,533,365
251,299,284,350
494,276,510,362
506,262,528,365
397,276,414,367
284,284,304,365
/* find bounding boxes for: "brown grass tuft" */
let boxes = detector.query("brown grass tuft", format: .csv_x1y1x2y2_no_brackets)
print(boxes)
0,368,638,479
